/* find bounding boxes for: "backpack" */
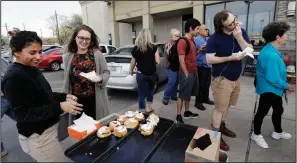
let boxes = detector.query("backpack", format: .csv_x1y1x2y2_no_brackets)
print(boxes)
168,37,194,71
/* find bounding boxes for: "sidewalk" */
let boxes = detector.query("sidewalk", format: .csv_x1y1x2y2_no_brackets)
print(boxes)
121,75,296,163
1,76,295,163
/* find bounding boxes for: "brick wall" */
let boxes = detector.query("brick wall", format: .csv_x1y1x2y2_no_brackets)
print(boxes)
275,1,296,64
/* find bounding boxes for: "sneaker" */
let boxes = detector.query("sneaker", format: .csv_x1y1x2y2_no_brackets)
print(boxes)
251,133,269,148
176,115,184,123
162,100,169,105
220,122,236,138
271,131,292,140
1,142,8,157
183,111,199,119
194,103,206,111
220,137,230,151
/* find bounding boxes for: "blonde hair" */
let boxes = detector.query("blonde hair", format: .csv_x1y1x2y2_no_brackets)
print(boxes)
135,28,153,52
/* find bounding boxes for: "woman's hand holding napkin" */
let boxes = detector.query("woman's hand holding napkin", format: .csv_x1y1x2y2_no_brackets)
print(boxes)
79,71,103,83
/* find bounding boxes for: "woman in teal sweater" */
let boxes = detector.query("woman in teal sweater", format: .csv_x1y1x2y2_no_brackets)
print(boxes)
252,21,295,149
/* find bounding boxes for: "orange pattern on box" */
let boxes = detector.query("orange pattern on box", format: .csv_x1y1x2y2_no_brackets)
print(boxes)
67,122,101,141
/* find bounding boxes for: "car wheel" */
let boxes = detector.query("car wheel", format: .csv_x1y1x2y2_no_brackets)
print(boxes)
50,62,60,71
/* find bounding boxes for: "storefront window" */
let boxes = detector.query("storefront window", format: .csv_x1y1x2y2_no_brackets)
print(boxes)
248,1,276,46
205,3,224,34
226,1,248,30
204,1,276,43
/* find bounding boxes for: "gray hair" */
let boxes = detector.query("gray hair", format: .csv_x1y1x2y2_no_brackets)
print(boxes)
135,28,153,52
170,29,180,40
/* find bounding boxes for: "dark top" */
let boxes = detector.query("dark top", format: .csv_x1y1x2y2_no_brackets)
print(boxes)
131,45,157,75
205,28,251,81
70,52,96,98
1,63,66,137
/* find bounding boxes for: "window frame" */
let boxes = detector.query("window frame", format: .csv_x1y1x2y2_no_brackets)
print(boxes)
203,1,277,34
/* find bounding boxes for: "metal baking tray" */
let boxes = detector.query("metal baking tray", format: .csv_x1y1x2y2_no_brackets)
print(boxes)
99,117,174,163
64,116,141,163
146,123,198,163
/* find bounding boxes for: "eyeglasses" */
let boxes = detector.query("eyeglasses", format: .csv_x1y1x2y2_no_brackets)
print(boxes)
76,36,91,42
225,17,237,27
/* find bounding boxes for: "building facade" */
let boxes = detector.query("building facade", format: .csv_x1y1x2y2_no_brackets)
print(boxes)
80,1,296,61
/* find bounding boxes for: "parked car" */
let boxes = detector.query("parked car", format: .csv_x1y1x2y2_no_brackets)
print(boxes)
100,44,117,56
42,45,62,52
37,47,63,71
105,43,167,92
1,50,12,64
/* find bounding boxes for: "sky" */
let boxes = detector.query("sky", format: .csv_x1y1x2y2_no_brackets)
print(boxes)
1,1,81,38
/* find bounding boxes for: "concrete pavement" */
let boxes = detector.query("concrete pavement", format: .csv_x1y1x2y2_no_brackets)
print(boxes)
119,75,296,163
1,75,295,162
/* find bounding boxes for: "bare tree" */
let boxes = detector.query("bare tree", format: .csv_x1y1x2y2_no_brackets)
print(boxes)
47,13,83,45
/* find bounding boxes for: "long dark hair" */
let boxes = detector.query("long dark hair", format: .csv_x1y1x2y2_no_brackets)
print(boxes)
67,24,100,53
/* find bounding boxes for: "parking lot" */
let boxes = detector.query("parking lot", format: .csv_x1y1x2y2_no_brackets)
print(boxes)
1,70,166,162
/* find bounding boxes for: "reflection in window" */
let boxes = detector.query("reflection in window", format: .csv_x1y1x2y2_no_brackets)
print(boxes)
226,1,248,30
205,3,224,34
248,1,276,46
204,1,276,46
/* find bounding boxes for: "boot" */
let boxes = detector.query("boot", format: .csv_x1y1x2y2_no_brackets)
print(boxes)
220,137,230,151
220,122,236,138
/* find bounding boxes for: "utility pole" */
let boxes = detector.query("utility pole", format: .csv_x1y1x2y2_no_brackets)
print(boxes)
55,10,61,45
40,29,43,39
4,23,9,36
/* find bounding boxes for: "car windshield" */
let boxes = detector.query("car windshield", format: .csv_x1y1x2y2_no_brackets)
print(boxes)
42,48,57,55
111,47,133,55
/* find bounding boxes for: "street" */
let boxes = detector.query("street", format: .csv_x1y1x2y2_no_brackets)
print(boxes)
1,70,166,162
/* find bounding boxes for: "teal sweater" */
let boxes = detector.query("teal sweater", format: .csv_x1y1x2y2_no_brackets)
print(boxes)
256,43,289,96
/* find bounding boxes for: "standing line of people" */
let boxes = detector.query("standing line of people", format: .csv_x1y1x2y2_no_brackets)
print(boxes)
1,10,295,162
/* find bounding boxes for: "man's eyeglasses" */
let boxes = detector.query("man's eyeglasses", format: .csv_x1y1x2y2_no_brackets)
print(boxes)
225,17,237,27
76,36,91,42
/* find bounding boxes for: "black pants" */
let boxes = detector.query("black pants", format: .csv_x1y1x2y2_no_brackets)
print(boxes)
75,95,96,120
196,66,211,103
254,92,283,135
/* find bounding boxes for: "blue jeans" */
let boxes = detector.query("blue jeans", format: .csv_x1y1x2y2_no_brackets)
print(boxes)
1,96,15,121
163,68,178,101
136,72,157,112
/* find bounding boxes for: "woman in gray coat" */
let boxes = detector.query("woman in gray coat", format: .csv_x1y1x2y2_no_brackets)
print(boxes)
63,25,110,120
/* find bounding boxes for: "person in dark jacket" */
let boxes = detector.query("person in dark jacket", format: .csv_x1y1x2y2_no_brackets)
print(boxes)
1,31,83,162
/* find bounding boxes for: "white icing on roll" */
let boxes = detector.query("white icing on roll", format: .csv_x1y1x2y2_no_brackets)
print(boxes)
135,113,144,119
128,118,138,123
111,121,121,126
98,126,108,135
125,111,135,118
115,125,127,133
141,124,153,132
147,118,158,126
148,114,159,124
